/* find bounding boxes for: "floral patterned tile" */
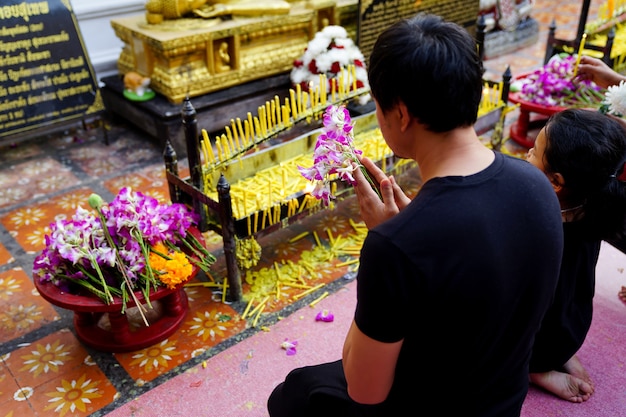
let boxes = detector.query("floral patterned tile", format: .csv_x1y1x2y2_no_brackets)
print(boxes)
68,136,162,178
0,188,96,254
0,242,14,267
0,268,60,343
0,359,40,416
103,163,173,204
114,302,246,383
3,329,92,392
0,158,81,210
0,140,44,164
24,358,117,416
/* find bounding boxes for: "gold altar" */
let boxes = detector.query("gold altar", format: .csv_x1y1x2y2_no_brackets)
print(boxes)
110,0,357,103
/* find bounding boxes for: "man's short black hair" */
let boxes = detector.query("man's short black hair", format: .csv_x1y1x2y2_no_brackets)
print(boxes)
368,13,484,133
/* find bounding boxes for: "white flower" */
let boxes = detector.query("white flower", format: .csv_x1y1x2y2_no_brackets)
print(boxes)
604,80,626,116
291,25,371,105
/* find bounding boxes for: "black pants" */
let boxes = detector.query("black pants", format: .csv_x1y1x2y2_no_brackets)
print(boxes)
267,360,388,417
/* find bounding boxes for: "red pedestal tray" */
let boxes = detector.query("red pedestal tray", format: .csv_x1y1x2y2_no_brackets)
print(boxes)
508,71,568,148
508,92,566,148
35,279,189,352
34,226,206,352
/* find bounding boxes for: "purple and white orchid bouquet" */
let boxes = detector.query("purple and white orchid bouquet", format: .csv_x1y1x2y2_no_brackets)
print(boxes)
33,187,215,318
512,53,605,108
298,104,381,205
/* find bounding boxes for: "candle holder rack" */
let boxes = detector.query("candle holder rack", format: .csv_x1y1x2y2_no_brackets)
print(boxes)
164,69,513,302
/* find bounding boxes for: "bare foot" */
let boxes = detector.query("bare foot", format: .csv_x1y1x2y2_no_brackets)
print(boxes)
563,356,593,388
530,370,594,403
619,286,626,303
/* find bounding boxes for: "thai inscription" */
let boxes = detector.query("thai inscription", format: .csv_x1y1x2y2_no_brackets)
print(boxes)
0,0,99,139
358,0,480,60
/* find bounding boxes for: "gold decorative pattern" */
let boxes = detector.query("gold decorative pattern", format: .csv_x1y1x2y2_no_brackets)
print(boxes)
110,1,358,103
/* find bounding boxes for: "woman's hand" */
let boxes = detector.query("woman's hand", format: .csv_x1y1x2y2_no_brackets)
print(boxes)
352,157,411,229
576,56,626,89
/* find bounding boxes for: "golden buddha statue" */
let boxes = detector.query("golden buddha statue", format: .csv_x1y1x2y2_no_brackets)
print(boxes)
145,0,291,23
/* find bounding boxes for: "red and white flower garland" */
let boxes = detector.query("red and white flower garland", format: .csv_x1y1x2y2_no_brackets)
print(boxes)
290,25,371,105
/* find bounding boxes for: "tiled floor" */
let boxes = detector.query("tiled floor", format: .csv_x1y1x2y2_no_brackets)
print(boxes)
0,1,613,416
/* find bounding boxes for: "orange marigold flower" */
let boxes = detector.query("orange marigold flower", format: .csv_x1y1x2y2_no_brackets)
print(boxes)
149,243,193,289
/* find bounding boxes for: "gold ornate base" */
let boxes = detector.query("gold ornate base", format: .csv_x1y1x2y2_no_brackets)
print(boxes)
110,1,356,103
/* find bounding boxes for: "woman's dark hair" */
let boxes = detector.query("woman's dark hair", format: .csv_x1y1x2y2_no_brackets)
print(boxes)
544,109,626,240
367,13,484,133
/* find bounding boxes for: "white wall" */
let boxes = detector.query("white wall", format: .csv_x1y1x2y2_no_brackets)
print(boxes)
72,0,145,83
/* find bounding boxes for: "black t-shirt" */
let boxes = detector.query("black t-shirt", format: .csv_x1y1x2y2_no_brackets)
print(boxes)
355,152,563,416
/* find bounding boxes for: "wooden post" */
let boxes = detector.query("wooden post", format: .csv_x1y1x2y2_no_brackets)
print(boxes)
576,0,591,45
182,98,207,231
476,14,486,63
502,66,511,104
163,140,181,203
217,174,243,302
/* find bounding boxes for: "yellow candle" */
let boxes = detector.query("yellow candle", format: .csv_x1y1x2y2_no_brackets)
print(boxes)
480,86,489,113
254,210,259,233
290,89,298,119
351,64,357,92
331,78,336,102
296,83,302,116
302,92,309,114
221,278,228,303
221,134,230,157
226,126,236,153
254,118,262,142
231,120,241,150
573,33,587,76
248,295,269,318
338,72,344,97
292,283,325,300
608,0,615,17
274,96,281,126
252,304,265,327
284,98,291,126
241,295,256,319
201,130,215,163
309,291,329,307
265,105,271,135
259,106,266,137
267,101,274,131
244,120,251,144
237,118,247,147
247,112,255,140
289,231,309,242
215,135,223,161
200,137,209,167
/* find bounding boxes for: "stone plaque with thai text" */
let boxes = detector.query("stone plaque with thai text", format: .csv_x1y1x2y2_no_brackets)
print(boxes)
0,0,100,141
358,0,481,61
